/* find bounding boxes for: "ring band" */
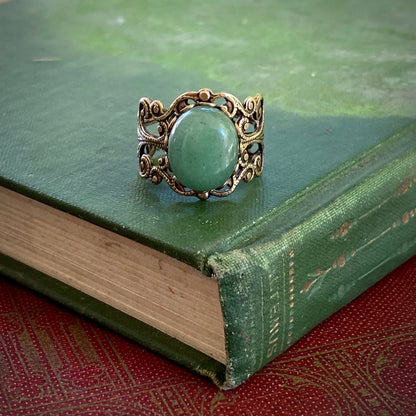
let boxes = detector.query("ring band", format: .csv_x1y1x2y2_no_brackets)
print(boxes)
137,88,264,199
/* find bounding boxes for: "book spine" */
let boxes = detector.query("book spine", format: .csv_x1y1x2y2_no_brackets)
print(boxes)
209,142,416,388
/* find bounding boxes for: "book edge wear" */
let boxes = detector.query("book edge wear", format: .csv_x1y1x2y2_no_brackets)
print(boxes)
209,121,416,388
1,122,416,388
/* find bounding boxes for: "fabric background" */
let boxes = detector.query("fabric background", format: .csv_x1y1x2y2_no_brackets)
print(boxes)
1,257,414,416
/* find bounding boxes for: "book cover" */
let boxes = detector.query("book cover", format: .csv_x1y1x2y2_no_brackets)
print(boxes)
1,0,416,388
1,257,415,415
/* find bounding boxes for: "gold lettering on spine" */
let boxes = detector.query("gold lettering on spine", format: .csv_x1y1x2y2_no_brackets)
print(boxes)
266,270,280,358
266,250,287,358
266,249,296,357
287,250,295,346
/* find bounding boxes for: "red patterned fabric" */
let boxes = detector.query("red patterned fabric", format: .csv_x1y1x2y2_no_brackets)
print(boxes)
0,257,415,416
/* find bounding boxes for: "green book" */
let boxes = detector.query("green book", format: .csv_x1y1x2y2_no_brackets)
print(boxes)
1,0,415,388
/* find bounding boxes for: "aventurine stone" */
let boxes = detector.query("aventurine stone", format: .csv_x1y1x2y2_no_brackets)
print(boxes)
169,106,239,191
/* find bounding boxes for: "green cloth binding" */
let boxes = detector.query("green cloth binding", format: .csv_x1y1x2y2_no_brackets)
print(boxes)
1,0,415,388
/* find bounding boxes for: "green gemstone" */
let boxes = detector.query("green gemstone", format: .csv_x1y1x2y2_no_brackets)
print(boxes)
169,106,239,192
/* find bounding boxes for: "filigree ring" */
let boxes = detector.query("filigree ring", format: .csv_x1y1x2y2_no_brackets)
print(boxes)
137,88,264,200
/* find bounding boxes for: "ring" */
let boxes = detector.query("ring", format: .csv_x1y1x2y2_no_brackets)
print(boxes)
137,88,264,200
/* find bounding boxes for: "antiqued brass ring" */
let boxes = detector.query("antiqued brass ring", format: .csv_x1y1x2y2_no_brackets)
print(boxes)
137,88,264,200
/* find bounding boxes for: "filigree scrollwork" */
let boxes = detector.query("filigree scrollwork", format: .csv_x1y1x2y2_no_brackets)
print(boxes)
137,88,264,199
